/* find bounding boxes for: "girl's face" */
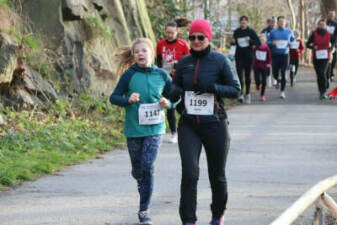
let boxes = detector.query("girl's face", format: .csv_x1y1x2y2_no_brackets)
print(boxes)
133,42,153,67
260,36,266,45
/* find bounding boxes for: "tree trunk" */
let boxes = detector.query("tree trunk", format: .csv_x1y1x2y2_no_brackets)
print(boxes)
299,0,305,39
204,0,208,19
227,0,232,31
287,0,297,30
320,0,337,16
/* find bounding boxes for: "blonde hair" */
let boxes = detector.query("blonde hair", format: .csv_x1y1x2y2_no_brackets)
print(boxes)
114,38,154,75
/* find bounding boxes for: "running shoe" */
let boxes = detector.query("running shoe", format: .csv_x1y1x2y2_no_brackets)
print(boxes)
319,93,328,100
210,216,224,225
280,91,286,99
238,94,244,103
244,94,251,104
328,87,337,99
138,211,152,225
168,132,178,144
260,95,266,102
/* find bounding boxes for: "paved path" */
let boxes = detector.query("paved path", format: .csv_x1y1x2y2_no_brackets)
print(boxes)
0,67,336,225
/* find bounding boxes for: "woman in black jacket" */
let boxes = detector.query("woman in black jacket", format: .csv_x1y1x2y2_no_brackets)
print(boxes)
170,19,241,225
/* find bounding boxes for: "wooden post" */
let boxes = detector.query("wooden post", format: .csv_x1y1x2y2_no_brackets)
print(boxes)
321,192,337,219
270,175,337,225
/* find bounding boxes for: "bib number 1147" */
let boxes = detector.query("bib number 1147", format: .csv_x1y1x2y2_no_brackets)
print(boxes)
139,103,165,125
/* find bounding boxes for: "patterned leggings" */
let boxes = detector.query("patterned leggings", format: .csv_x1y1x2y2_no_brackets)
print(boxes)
126,135,162,211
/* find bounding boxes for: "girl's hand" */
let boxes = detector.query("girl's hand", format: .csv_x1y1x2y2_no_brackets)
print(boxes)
159,97,169,108
128,93,140,103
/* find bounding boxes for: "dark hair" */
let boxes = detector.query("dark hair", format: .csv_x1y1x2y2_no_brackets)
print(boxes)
240,16,249,21
318,19,326,24
174,17,192,28
166,21,177,28
277,16,285,21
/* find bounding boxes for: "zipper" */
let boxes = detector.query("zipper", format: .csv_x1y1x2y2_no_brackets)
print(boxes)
194,59,201,125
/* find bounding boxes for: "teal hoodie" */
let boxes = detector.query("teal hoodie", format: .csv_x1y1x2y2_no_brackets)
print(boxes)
110,64,173,138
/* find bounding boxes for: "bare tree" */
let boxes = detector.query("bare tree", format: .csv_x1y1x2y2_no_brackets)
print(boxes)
287,0,297,30
320,0,337,16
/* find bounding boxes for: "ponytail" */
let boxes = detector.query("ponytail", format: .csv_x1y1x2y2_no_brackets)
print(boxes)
114,46,134,76
114,38,154,75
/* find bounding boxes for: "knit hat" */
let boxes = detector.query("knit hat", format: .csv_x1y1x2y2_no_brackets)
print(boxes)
189,19,212,40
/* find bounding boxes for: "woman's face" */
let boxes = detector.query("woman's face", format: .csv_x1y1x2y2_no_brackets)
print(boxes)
133,42,153,67
189,32,210,51
165,26,178,42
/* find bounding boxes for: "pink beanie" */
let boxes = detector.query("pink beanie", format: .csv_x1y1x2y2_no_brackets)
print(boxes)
189,19,212,40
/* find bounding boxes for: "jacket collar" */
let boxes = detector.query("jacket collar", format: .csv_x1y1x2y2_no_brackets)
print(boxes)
131,63,157,73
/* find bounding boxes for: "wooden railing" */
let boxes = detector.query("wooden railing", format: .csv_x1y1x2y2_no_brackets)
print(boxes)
270,175,337,225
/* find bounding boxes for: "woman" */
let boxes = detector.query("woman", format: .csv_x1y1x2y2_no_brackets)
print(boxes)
170,19,241,225
306,19,334,99
156,21,190,143
289,30,305,87
232,15,260,104
110,38,174,225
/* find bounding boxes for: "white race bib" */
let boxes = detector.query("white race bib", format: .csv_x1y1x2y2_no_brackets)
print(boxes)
327,26,335,34
229,45,236,56
138,103,165,125
276,40,288,49
256,50,267,61
185,91,214,115
290,41,300,49
237,37,249,47
316,49,328,59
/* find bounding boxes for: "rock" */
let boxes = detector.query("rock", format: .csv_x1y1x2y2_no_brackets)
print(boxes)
23,65,58,102
0,34,18,85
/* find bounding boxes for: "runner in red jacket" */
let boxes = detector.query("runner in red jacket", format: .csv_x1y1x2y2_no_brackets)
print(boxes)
156,21,190,143
289,30,305,86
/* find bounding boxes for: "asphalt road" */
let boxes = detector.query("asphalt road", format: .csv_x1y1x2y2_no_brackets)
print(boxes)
0,67,336,225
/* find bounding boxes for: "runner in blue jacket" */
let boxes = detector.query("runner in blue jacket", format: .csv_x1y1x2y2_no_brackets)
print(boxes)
267,16,295,99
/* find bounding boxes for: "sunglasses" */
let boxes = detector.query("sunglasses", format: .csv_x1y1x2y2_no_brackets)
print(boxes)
188,35,206,41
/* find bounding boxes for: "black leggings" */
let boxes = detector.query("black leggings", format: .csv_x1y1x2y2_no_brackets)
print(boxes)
167,108,177,133
328,51,336,79
254,69,268,96
272,54,289,91
289,58,299,79
235,57,253,95
178,119,230,223
313,59,329,94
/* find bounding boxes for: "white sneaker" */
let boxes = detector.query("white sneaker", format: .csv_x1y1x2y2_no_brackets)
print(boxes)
280,91,286,99
238,94,244,102
272,78,278,86
244,94,251,104
267,76,272,87
168,133,177,143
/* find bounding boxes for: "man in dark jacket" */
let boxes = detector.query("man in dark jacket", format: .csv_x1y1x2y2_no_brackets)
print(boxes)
326,10,337,81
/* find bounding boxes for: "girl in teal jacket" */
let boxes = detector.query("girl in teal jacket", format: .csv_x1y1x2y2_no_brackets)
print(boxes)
110,38,173,225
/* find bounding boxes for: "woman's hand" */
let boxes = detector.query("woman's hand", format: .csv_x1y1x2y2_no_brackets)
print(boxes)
159,97,170,108
128,93,140,103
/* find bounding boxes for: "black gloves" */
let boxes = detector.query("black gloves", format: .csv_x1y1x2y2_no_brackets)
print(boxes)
193,83,216,95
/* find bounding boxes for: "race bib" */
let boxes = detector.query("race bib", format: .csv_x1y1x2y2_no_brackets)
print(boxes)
138,103,165,125
256,50,267,61
229,45,236,56
237,37,249,47
163,61,176,73
316,49,328,59
327,26,335,34
276,40,288,49
185,91,214,115
290,41,300,49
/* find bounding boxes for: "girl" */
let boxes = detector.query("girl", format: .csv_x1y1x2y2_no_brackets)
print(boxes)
110,38,174,225
253,34,272,101
289,30,305,86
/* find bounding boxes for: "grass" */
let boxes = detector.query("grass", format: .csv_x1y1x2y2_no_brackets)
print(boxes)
0,96,125,190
